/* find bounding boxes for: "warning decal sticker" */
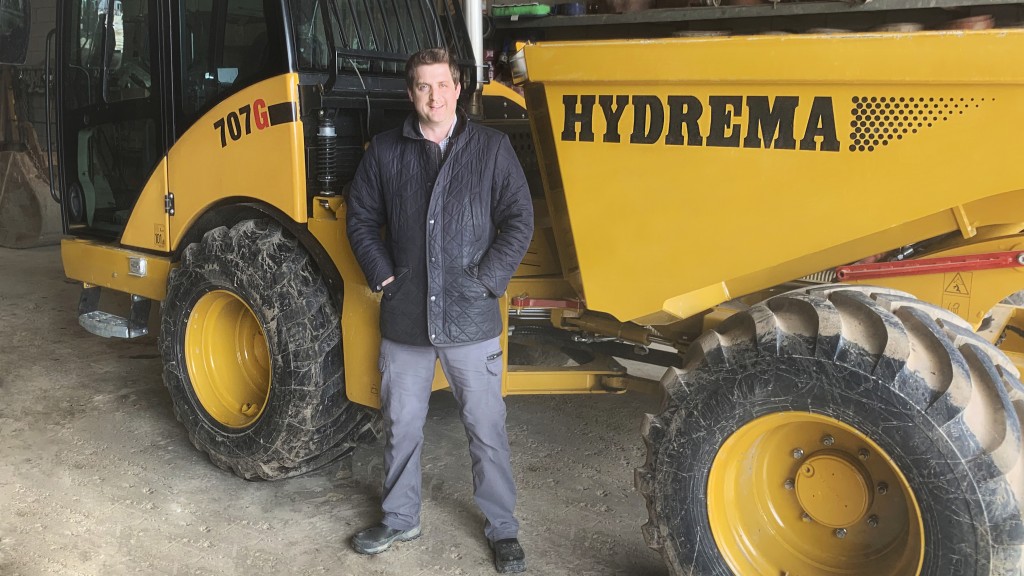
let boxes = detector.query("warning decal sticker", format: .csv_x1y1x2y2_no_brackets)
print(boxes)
941,271,973,319
944,273,972,296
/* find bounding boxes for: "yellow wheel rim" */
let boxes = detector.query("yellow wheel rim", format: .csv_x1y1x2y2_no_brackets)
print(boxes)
708,412,924,575
185,290,271,428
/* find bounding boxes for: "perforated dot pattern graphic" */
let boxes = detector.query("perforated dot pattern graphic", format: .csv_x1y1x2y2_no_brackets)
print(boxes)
849,96,988,152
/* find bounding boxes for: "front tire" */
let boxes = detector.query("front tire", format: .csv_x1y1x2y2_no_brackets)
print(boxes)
160,220,378,480
638,285,1024,575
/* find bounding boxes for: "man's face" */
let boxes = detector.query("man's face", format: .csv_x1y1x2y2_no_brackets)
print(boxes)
408,62,461,129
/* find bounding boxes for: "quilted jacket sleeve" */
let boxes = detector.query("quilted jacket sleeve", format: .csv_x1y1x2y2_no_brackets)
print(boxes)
346,140,394,292
476,136,535,297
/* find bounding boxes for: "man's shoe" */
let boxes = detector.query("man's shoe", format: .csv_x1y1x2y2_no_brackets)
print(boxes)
351,523,421,555
489,538,527,573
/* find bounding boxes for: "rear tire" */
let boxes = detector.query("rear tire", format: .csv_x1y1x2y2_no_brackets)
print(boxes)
638,285,1024,575
159,220,379,480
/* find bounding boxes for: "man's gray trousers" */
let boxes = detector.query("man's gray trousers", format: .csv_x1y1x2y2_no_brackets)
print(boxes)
378,336,519,542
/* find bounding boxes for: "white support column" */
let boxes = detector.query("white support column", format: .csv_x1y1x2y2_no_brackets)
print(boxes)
465,0,484,89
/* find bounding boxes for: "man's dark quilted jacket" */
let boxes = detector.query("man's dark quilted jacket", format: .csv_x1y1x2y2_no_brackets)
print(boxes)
346,110,534,346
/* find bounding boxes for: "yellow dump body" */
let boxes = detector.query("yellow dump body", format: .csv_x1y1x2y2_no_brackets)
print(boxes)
520,30,1024,324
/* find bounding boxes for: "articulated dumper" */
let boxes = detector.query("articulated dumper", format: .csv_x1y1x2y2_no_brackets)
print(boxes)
48,0,1024,573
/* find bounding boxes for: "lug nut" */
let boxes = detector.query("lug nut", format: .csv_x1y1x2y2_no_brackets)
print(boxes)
821,435,835,446
867,515,879,528
1017,253,1024,266
858,449,870,460
792,448,805,460
784,479,795,491
834,528,847,539
878,482,889,495
801,512,812,523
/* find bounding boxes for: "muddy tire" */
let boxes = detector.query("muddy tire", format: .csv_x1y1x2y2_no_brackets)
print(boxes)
159,220,379,480
638,285,1024,575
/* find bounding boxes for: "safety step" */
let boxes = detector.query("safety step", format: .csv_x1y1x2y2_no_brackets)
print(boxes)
77,286,151,339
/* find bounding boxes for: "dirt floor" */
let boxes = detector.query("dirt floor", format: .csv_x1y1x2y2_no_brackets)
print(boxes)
0,246,669,576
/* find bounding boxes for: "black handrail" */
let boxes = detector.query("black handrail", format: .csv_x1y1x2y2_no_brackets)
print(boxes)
44,27,59,204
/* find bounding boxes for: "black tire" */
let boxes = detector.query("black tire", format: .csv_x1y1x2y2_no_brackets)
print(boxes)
638,285,1024,575
159,220,379,480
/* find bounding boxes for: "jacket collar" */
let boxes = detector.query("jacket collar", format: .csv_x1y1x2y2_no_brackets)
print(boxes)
402,108,470,142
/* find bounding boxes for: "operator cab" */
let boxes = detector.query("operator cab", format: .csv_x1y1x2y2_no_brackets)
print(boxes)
55,0,475,243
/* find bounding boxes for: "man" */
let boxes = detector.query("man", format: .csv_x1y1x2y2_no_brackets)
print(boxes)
346,47,534,574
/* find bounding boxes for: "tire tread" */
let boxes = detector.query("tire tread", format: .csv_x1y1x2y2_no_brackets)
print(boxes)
638,284,1024,575
160,220,379,481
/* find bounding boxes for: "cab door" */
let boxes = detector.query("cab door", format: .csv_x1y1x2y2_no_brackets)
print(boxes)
57,0,170,247
165,0,294,249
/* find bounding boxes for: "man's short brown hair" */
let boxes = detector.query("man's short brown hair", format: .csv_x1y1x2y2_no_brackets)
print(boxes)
405,48,461,90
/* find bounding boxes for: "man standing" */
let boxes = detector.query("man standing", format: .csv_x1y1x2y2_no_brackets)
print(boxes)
346,48,534,574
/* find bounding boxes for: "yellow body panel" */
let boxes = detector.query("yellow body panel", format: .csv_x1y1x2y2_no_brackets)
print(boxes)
166,74,307,250
120,158,170,251
116,74,305,254
482,81,527,110
307,197,385,408
61,238,174,301
505,367,626,394
522,31,1024,323
997,307,1024,371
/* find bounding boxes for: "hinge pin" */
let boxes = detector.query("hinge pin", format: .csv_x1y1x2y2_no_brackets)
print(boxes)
165,192,175,216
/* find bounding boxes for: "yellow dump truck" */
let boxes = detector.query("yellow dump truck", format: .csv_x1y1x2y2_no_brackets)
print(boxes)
517,32,1024,574
51,0,1024,573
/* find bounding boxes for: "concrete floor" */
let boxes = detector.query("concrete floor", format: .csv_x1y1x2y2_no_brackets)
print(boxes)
0,246,669,576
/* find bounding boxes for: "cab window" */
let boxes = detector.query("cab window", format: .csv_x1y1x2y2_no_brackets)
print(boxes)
65,0,152,108
180,0,272,123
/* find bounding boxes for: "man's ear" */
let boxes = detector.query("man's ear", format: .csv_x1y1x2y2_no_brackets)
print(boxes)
407,89,415,102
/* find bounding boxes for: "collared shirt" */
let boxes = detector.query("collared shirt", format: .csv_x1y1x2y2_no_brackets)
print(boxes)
420,115,458,156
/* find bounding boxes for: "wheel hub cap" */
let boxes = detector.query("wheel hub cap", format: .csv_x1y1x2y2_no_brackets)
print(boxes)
796,451,872,528
707,412,924,575
185,290,271,428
